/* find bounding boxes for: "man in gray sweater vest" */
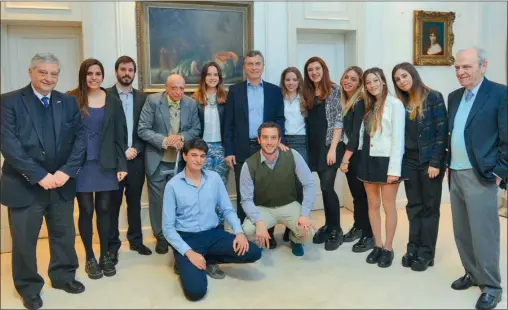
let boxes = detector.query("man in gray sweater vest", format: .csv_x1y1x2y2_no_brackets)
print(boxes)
240,122,316,256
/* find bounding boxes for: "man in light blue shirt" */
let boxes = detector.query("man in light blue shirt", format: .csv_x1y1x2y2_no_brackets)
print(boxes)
162,138,261,301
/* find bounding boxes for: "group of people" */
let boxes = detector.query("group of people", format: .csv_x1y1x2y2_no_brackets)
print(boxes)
0,46,505,310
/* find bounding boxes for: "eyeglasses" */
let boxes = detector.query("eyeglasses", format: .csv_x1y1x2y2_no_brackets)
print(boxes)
37,70,59,79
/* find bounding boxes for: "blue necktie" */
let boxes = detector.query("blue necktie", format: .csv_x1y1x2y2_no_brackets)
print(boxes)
465,90,474,102
41,96,49,108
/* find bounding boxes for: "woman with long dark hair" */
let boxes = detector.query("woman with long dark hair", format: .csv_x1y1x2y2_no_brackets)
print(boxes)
338,66,374,253
68,58,128,279
302,56,344,251
357,67,405,268
392,62,447,271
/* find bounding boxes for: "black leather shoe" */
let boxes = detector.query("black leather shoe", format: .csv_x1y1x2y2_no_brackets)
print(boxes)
269,230,277,249
352,236,374,253
324,228,343,251
452,274,478,290
52,280,85,294
85,258,103,280
366,246,383,264
313,225,330,244
283,228,291,242
476,293,502,310
377,249,394,268
22,294,42,310
344,225,362,243
155,238,169,254
402,252,417,268
130,244,153,255
99,255,117,277
108,251,119,266
411,257,434,272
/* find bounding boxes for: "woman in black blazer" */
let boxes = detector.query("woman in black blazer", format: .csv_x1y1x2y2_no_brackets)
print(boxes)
68,58,127,280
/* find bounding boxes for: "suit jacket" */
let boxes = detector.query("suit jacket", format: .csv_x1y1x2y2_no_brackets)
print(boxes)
198,102,226,145
137,92,201,176
447,78,508,180
107,85,148,154
0,84,86,208
223,80,285,162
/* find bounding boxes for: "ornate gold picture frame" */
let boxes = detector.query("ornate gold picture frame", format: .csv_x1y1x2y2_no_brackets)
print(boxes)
413,10,455,66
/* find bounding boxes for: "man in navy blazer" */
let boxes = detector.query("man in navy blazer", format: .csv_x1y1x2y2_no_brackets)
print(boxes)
447,47,507,310
0,53,87,310
223,50,286,248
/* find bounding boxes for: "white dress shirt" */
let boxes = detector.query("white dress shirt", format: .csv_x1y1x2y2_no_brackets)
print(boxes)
284,95,306,135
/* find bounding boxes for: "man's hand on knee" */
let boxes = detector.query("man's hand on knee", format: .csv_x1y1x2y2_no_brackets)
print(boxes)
233,232,249,256
295,216,312,239
185,250,206,270
254,221,271,248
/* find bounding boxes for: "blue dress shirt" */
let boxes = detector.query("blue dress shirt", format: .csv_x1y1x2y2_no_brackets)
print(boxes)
162,169,243,255
247,80,264,139
116,86,134,147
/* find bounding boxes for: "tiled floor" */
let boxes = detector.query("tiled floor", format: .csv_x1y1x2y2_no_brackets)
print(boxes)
1,205,507,309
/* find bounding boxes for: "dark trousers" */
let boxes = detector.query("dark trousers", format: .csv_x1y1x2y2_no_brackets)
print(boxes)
76,191,112,260
109,156,145,253
345,149,372,237
317,165,341,230
8,191,78,298
174,228,262,301
286,135,309,206
234,143,261,222
403,150,444,260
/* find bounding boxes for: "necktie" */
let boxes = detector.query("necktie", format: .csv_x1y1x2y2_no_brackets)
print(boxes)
41,96,49,108
465,90,474,102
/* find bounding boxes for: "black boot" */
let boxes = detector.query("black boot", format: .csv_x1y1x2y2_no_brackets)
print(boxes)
401,252,417,268
85,258,103,280
343,225,362,243
377,249,394,268
100,255,117,277
312,225,330,244
366,246,383,264
324,228,343,251
352,236,374,253
411,257,434,271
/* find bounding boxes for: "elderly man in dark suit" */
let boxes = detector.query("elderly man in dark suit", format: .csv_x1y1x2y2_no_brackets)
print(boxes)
0,53,87,310
447,47,507,310
138,73,201,254
223,50,286,249
107,56,151,264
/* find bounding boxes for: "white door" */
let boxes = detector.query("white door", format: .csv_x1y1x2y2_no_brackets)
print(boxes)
1,24,83,253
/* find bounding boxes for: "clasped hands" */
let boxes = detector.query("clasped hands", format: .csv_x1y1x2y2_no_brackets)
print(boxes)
163,134,183,150
185,233,249,270
38,171,70,190
254,216,312,248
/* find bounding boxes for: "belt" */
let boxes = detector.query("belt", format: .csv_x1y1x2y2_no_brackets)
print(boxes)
249,139,259,145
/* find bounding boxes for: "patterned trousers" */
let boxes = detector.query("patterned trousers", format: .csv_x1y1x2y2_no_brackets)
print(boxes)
203,142,229,225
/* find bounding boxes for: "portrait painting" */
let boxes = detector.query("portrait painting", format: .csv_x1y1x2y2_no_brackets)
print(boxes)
136,1,253,92
413,10,455,66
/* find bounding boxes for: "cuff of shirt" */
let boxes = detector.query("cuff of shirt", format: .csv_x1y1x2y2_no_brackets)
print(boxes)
333,121,343,129
176,243,191,256
493,172,502,180
300,206,311,218
231,224,244,235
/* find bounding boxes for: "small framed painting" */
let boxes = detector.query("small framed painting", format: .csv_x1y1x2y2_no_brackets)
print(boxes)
413,10,455,66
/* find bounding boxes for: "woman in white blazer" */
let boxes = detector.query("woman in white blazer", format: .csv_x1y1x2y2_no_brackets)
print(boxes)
357,67,406,268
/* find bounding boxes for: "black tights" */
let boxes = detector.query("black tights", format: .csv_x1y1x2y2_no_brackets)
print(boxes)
77,191,112,260
317,165,341,230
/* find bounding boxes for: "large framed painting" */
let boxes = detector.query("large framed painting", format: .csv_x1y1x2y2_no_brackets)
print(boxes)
136,1,253,93
413,10,455,66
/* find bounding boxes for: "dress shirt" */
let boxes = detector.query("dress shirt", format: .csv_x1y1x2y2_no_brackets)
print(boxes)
31,84,52,106
247,80,264,139
450,78,484,170
203,94,222,142
116,85,134,147
162,169,244,255
284,95,306,135
240,149,316,223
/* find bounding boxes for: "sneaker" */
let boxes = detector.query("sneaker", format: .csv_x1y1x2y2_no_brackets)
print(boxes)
99,255,117,277
205,264,226,279
85,258,103,280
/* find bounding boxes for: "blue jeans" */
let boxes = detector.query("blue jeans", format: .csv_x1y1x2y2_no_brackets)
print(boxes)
203,142,229,225
174,228,262,301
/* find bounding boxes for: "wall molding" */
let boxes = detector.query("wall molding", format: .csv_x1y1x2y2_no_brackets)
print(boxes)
5,1,71,11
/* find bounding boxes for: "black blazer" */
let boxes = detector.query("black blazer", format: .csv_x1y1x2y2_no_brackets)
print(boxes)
342,99,365,152
198,102,226,145
107,85,147,154
0,84,87,208
447,78,508,180
223,80,285,162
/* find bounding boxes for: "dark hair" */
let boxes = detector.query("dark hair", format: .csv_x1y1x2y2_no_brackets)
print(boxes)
67,58,105,117
182,138,209,155
114,55,136,72
391,62,430,120
280,67,306,117
302,56,333,110
192,61,227,105
257,121,281,138
244,50,264,64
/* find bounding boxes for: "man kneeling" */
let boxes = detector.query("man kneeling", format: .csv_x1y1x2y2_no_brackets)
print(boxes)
162,138,262,301
240,122,317,256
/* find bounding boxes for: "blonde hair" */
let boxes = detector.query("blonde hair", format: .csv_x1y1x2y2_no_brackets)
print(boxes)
339,66,364,116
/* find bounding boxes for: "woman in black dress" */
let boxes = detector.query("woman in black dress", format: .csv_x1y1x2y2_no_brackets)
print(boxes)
392,62,448,271
302,56,344,251
357,67,406,268
68,59,128,279
338,66,374,253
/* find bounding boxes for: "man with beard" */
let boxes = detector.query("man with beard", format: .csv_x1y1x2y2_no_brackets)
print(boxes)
240,122,316,256
107,56,151,265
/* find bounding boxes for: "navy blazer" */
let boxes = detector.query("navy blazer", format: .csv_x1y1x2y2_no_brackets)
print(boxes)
447,78,508,180
0,84,87,207
223,80,285,162
198,102,226,145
